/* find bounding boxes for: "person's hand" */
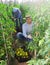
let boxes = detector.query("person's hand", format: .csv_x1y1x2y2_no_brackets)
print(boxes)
12,17,14,21
12,17,14,19
14,18,16,21
12,17,16,21
27,35,32,39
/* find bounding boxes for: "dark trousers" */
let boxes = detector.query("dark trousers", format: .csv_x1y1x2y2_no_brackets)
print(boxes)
15,19,22,32
17,32,32,42
12,12,22,32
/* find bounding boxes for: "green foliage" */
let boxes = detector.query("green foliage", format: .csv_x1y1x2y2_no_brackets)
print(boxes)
0,1,50,65
27,59,50,65
21,0,50,54
38,24,50,58
0,60,6,65
20,4,29,17
21,2,50,65
0,3,20,60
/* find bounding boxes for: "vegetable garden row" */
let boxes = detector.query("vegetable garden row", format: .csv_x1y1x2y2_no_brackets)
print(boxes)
0,2,50,65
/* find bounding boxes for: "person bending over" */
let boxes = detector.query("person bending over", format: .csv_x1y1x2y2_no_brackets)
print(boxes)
12,7,22,32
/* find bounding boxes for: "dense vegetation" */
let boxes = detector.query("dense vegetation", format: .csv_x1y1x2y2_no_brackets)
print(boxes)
0,1,50,65
0,3,20,65
21,2,50,65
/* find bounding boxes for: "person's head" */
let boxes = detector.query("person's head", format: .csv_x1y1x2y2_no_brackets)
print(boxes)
26,15,32,24
12,8,19,14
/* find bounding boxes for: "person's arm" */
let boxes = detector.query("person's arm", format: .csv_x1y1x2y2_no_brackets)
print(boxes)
22,24,32,39
22,24,27,37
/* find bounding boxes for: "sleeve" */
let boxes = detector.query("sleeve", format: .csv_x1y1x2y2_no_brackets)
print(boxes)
22,24,27,37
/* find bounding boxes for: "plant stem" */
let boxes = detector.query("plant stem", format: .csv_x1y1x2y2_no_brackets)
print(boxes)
34,49,37,59
1,23,9,65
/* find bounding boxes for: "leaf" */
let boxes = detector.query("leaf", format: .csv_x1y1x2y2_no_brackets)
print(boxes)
39,37,44,46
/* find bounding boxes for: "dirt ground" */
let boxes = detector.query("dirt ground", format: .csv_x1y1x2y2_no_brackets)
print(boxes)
18,62,28,65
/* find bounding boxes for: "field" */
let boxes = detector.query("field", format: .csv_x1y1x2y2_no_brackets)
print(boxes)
0,1,50,65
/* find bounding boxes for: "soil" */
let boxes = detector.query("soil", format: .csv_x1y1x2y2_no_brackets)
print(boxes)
18,62,28,65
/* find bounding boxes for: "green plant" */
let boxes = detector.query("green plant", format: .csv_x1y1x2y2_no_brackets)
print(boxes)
23,1,50,59
0,3,20,65
27,59,50,65
0,1,50,65
38,23,50,59
0,60,7,65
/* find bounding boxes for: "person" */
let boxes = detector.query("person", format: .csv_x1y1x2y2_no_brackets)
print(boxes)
12,7,22,32
17,15,34,42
